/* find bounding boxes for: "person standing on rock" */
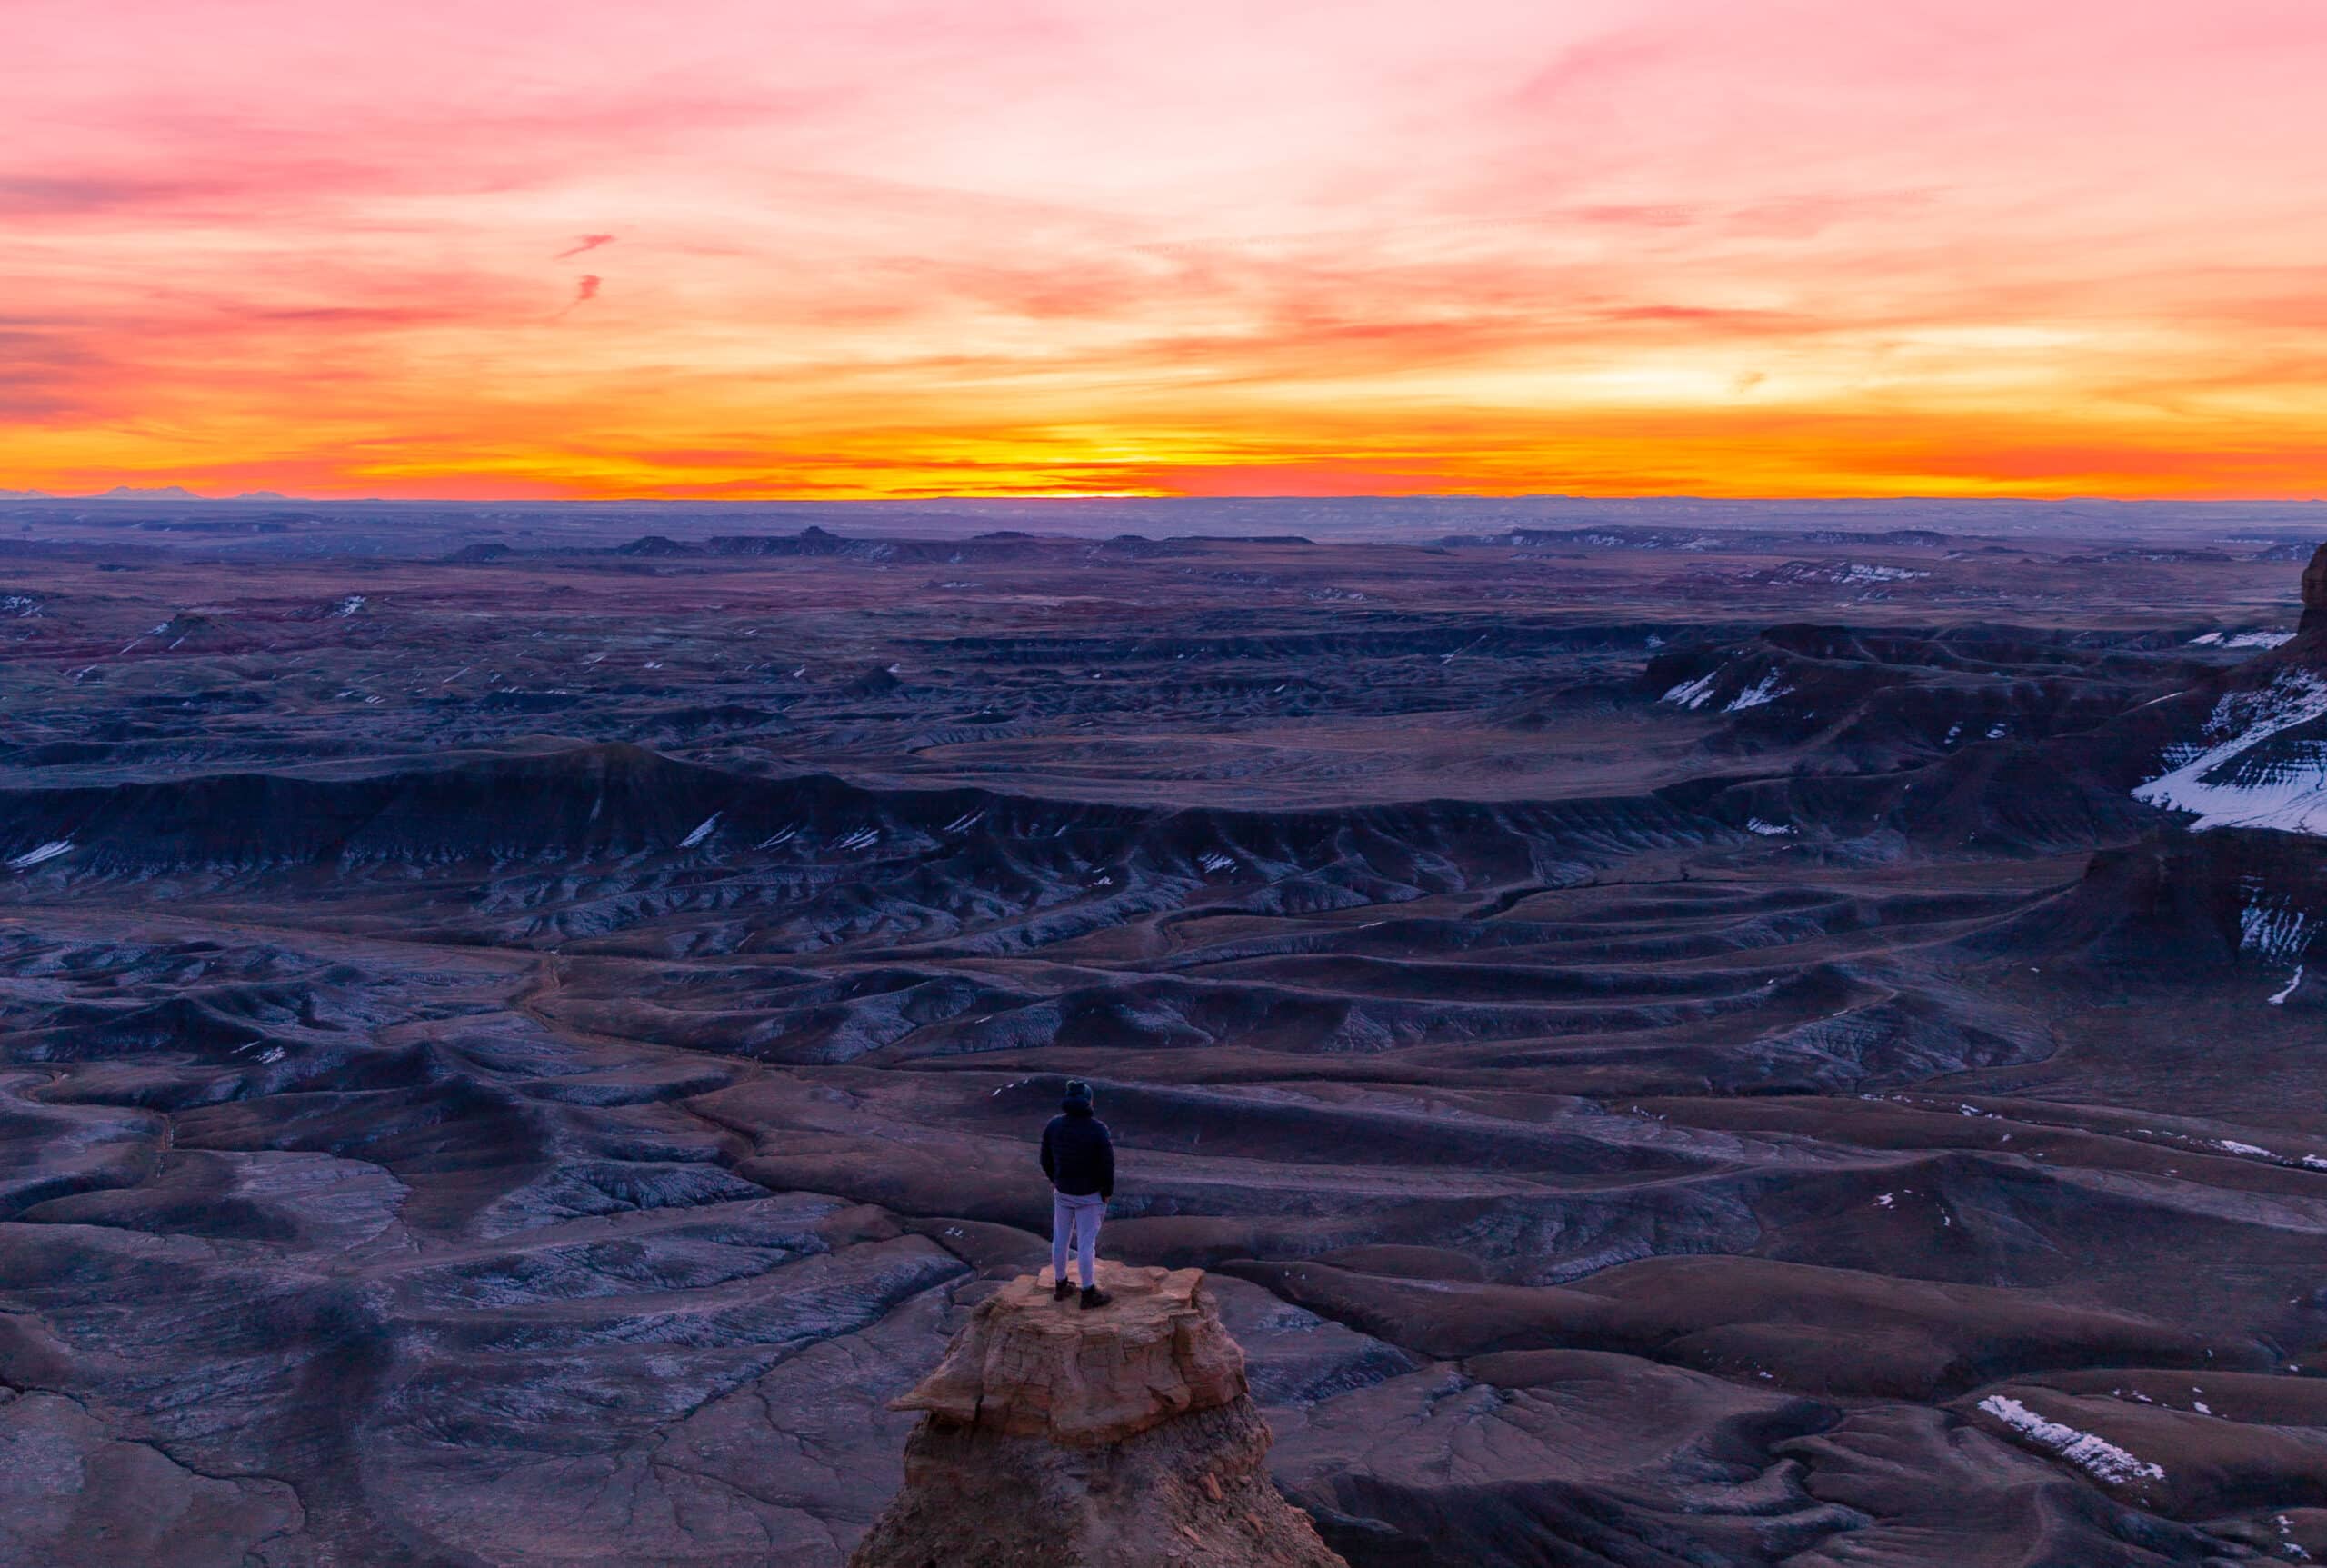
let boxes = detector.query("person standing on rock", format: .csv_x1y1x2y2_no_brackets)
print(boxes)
1040,1079,1114,1309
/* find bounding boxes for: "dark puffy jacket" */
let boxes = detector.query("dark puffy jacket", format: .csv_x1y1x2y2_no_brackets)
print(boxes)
1040,1107,1114,1200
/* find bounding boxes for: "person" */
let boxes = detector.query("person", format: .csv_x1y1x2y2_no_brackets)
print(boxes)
1039,1078,1114,1308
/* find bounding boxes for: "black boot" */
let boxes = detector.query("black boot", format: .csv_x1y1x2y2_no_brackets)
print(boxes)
1053,1277,1075,1302
1079,1284,1113,1310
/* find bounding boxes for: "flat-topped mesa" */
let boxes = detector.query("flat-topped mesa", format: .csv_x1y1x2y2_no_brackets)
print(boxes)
890,1263,1245,1446
851,1263,1347,1568
2302,542,2327,635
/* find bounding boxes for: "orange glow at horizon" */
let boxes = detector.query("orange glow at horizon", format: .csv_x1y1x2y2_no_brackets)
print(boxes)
5,0,2326,501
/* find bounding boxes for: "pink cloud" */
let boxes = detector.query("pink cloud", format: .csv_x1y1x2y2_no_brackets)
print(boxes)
5,0,2327,496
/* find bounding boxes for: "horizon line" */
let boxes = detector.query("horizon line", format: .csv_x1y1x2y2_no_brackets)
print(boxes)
8,489,2327,507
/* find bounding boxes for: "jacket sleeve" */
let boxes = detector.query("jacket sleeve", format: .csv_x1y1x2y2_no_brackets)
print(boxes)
1098,1124,1115,1201
1039,1121,1056,1183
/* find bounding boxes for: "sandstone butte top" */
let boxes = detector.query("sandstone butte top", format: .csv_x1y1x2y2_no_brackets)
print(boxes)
889,1263,1246,1447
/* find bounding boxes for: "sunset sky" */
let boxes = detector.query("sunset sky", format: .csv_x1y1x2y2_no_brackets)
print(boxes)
5,0,2324,500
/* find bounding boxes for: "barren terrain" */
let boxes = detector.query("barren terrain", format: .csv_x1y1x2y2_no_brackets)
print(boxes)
6,496,2327,1567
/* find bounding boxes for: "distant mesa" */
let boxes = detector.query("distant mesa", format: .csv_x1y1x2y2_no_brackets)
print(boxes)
1165,533,1315,545
1096,532,1174,557
623,527,854,559
2252,538,2324,563
2067,545,2236,565
1490,524,1953,553
759,524,849,554
851,1264,1346,1568
614,534,698,557
65,482,299,502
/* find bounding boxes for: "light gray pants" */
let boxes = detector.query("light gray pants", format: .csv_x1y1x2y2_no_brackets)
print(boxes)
1052,1191,1105,1291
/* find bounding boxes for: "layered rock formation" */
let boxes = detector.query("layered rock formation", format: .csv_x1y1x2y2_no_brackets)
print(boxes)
2303,539,2327,634
849,1263,1346,1568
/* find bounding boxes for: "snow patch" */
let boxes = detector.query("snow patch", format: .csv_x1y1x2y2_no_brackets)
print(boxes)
679,813,722,849
1746,818,1796,836
2242,901,2314,961
2133,671,2327,835
5,840,72,871
1977,1395,2164,1486
1662,673,1720,710
1724,672,1788,713
2272,966,2306,1006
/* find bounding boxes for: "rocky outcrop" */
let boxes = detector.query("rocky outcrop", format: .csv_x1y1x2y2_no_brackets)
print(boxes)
849,1263,1347,1568
887,1261,1245,1446
2302,541,2327,634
